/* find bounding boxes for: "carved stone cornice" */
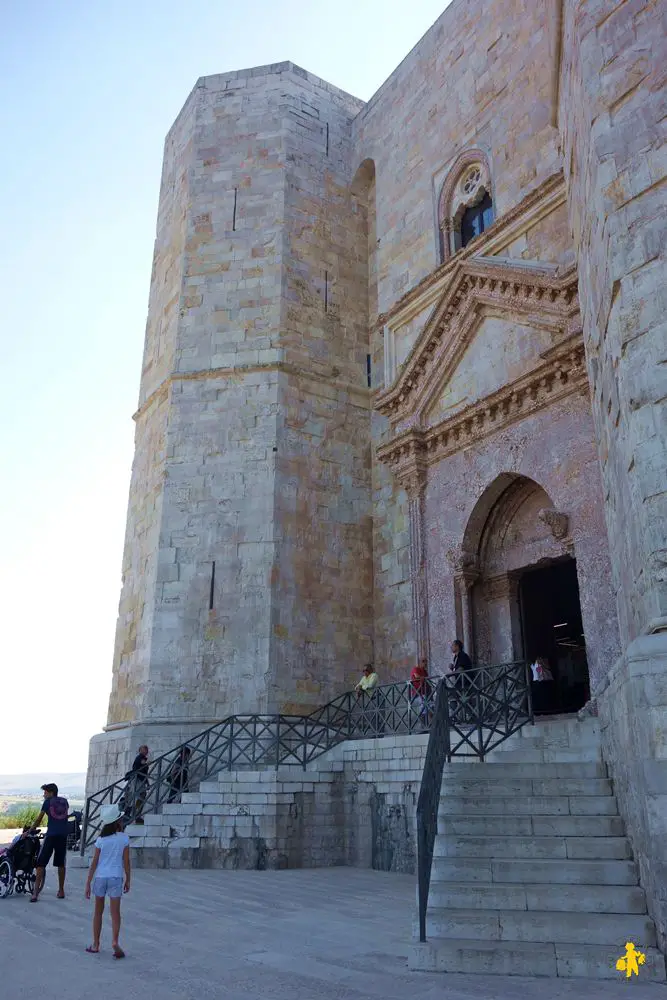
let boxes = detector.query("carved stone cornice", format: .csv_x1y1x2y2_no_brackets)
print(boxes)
376,336,587,473
375,259,580,424
381,430,428,495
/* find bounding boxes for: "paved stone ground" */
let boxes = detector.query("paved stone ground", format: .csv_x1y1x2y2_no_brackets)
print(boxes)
1,866,665,999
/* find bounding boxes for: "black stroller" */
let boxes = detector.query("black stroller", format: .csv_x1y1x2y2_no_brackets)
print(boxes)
0,831,42,898
67,811,82,852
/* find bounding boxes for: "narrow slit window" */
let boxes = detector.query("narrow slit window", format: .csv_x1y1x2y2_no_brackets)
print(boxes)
324,270,328,312
232,188,238,231
366,354,372,388
209,561,216,610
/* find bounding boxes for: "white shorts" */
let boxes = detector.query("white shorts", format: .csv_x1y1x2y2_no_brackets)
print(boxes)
93,876,123,898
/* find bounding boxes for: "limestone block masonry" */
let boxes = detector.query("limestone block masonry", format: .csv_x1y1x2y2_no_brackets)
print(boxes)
124,735,429,873
559,0,667,950
90,64,376,792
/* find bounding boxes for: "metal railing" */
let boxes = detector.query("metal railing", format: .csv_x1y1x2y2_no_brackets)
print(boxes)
82,679,433,852
416,660,533,942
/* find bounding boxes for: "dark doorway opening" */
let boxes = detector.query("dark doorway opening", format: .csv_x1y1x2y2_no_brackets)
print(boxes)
519,558,590,715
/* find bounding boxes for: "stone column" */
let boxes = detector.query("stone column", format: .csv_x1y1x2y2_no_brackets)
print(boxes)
439,220,453,261
403,468,430,664
454,571,478,660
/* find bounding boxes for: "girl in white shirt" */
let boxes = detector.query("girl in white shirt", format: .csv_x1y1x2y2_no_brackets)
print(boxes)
85,804,131,958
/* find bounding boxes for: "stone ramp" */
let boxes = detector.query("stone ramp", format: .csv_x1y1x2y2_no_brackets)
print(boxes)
410,717,667,980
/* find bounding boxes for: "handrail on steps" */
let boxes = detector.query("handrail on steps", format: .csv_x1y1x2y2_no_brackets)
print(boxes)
416,660,533,943
82,677,434,853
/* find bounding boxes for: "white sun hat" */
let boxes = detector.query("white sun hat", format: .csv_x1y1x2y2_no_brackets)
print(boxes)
100,804,123,825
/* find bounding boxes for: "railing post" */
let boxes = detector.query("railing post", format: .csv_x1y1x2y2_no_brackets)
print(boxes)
80,798,90,856
443,677,452,763
525,660,535,724
275,716,280,771
228,719,234,771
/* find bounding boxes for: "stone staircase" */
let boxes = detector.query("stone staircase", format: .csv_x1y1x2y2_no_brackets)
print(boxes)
409,716,666,980
123,762,347,869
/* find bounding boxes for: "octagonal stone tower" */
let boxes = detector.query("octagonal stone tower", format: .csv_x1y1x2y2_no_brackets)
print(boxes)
88,64,373,790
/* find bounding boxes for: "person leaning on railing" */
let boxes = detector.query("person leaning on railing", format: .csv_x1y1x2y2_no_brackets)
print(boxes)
354,664,378,697
354,664,382,735
410,658,432,727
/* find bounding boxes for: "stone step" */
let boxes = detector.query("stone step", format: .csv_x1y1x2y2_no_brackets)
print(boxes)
487,747,603,763
414,908,656,946
514,717,600,738
442,761,607,779
408,939,666,980
438,794,618,816
430,857,638,885
437,813,625,837
161,803,203,816
433,835,632,860
440,777,612,797
425,882,647,913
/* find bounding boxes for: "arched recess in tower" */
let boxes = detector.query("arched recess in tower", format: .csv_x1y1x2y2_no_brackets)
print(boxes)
351,158,378,389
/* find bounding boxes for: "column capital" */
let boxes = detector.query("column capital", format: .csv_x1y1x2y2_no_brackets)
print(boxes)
456,569,479,588
392,431,428,497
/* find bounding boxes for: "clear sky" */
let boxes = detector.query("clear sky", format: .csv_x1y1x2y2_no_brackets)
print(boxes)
0,0,451,776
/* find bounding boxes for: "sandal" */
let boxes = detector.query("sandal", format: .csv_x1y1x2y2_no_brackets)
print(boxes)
113,946,125,959
30,896,39,903
86,946,99,954
57,891,65,899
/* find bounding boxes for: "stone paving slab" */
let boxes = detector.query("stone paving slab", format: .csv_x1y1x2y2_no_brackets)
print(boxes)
1,866,664,1000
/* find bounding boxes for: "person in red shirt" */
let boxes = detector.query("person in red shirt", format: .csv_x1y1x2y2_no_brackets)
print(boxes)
410,658,432,727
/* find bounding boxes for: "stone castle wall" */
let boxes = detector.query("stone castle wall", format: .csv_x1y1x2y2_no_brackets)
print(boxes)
94,65,376,789
352,0,562,314
559,0,667,948
560,0,667,645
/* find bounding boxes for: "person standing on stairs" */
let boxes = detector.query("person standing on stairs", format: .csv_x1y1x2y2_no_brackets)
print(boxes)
85,803,131,959
450,639,473,722
410,658,432,727
126,744,149,825
167,746,191,803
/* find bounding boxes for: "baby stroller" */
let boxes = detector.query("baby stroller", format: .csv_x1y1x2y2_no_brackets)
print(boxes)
67,811,82,852
0,831,42,898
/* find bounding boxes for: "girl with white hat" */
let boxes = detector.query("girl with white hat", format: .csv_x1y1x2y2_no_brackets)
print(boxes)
84,804,131,958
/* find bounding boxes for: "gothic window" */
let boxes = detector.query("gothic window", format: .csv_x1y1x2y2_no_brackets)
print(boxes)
438,151,494,262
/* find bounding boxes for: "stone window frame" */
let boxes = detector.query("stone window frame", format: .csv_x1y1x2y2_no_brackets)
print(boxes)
438,148,494,262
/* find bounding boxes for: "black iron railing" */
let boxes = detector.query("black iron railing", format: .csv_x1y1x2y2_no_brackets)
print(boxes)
82,679,433,852
416,660,532,942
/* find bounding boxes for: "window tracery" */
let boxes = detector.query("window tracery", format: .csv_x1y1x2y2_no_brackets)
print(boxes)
438,150,494,262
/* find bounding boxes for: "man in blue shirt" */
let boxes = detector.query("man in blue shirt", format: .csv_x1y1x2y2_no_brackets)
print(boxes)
30,782,69,902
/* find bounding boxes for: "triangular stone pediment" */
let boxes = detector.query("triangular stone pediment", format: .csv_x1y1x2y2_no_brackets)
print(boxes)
424,309,565,427
375,258,580,427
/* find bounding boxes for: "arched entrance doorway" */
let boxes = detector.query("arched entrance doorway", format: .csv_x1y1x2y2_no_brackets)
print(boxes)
460,474,590,714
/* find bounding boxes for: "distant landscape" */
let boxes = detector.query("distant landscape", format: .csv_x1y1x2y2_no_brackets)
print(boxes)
0,774,86,829
0,773,86,798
